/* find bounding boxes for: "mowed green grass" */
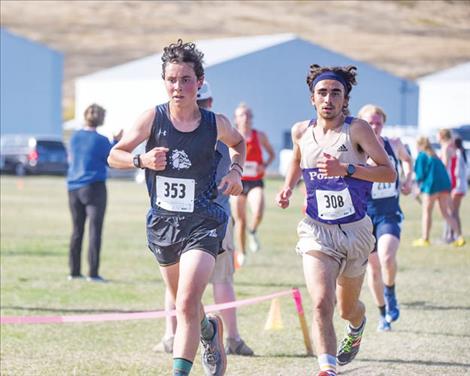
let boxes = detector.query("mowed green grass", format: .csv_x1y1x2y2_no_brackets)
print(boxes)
1,175,469,376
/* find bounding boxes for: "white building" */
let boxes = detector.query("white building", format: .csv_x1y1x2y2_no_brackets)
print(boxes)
417,62,470,135
74,34,418,170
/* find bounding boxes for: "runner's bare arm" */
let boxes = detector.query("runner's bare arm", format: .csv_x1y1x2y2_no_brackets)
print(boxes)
276,121,307,208
216,113,245,167
108,109,168,171
216,113,246,195
258,130,276,168
391,137,413,194
351,119,396,183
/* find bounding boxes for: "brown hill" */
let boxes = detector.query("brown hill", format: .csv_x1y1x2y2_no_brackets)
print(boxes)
2,0,470,115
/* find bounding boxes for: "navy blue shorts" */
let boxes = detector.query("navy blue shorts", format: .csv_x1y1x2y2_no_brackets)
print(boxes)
241,179,264,196
146,212,227,267
371,212,403,246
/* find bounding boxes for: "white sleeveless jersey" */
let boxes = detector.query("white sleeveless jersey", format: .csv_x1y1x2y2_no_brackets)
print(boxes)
299,118,367,169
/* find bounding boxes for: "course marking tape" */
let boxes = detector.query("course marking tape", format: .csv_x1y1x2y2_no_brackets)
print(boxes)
1,289,294,325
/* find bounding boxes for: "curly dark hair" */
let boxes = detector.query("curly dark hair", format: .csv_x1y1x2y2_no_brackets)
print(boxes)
161,39,205,80
306,65,358,96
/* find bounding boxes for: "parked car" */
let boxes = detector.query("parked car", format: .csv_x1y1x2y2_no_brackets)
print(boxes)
0,134,68,176
451,125,470,145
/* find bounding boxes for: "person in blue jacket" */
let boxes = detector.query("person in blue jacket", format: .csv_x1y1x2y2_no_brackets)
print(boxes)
67,104,122,282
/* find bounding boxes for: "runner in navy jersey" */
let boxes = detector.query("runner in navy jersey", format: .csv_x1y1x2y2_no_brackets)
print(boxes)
108,40,245,376
154,81,254,358
276,65,396,376
358,104,413,332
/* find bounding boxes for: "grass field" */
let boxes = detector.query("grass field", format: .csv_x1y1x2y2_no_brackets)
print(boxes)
1,175,469,375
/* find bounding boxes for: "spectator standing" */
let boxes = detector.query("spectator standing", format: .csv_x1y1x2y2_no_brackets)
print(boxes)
67,104,122,282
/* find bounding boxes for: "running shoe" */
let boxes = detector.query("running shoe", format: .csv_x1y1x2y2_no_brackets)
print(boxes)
412,238,430,247
377,316,391,332
201,315,227,376
337,319,366,366
316,371,336,376
225,337,254,356
385,290,400,323
452,236,466,247
248,230,260,252
236,252,245,268
153,336,174,353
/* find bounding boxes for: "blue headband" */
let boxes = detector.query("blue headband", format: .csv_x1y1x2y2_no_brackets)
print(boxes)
311,72,348,92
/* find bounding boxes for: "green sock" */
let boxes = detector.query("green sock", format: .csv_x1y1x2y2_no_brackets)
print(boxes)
173,358,192,375
201,315,215,340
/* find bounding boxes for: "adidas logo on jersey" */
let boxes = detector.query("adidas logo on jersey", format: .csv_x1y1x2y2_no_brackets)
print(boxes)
337,144,348,152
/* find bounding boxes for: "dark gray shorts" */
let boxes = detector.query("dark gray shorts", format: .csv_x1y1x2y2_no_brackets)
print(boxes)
147,212,227,267
241,179,264,196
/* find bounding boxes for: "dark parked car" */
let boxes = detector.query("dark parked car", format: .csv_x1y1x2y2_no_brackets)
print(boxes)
0,134,68,176
451,125,470,144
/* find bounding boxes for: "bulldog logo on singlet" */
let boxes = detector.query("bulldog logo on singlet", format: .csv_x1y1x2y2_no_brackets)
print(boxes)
171,149,191,170
206,229,218,238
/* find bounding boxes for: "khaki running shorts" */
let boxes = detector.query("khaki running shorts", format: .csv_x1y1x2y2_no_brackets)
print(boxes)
210,216,235,284
296,215,375,278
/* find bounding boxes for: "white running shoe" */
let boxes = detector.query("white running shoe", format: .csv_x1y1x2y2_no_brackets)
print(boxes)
248,230,260,252
236,252,245,267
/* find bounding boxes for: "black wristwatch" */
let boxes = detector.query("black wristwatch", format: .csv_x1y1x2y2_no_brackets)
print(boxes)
346,163,356,177
132,154,142,169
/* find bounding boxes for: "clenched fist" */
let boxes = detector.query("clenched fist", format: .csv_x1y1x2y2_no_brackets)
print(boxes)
140,147,169,171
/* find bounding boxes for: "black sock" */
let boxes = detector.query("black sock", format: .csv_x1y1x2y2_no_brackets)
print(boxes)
379,305,386,317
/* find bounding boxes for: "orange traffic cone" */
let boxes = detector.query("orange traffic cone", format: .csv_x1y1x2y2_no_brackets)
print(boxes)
264,298,283,330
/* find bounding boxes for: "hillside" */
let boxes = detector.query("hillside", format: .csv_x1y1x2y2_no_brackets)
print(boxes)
1,0,470,114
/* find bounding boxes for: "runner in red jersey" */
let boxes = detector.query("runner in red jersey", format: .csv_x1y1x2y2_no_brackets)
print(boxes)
231,103,275,266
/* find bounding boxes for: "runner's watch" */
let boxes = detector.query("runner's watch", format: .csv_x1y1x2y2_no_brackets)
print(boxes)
346,163,356,177
133,154,142,169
